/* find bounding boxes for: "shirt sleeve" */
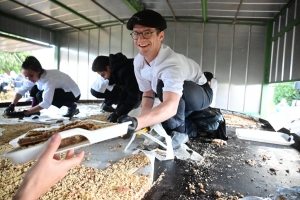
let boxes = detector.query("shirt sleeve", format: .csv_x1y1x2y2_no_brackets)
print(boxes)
134,56,152,92
160,68,185,96
38,79,55,109
17,80,35,96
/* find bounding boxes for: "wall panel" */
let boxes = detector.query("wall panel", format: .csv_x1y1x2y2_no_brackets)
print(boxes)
59,34,69,74
188,23,203,66
0,15,54,44
284,29,293,80
174,23,189,56
88,29,100,100
122,25,135,58
110,26,122,54
229,25,249,112
202,24,218,73
269,0,300,82
215,24,233,110
293,24,300,80
99,28,110,56
244,26,266,113
270,39,278,82
78,31,89,100
67,32,79,86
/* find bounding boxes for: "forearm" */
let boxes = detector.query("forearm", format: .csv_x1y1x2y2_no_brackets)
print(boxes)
12,93,22,105
141,91,155,115
13,178,41,200
136,100,176,130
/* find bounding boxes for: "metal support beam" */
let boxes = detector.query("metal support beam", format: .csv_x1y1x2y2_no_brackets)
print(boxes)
201,0,207,22
260,22,273,118
9,0,80,31
233,0,244,25
54,32,60,70
91,0,124,24
0,11,52,32
273,0,295,22
49,0,101,28
121,0,143,13
165,0,177,21
264,22,273,84
271,17,300,41
0,32,52,48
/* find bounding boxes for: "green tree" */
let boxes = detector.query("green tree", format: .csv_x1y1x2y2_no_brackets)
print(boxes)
0,51,32,75
273,82,297,106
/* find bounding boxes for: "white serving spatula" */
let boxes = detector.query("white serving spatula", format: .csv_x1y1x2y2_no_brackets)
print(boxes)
2,121,131,164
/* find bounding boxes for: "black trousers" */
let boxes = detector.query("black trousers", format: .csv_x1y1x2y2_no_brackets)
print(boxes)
156,80,213,134
90,86,120,106
30,85,80,108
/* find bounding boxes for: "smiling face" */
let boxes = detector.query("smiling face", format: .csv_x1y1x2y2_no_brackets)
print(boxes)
22,68,40,83
133,25,164,63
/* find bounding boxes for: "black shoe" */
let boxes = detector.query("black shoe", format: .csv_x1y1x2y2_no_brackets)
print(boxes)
63,108,79,119
100,103,115,112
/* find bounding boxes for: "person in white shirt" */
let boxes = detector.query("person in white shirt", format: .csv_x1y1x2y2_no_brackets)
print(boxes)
204,72,218,107
90,76,119,112
118,9,213,149
4,56,81,119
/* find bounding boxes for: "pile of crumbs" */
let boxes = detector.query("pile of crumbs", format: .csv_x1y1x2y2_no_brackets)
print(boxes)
223,113,260,129
1,149,152,200
0,123,49,145
82,114,109,122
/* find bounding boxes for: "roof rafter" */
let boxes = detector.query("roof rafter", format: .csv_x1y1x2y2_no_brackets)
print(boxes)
233,0,244,25
201,0,207,22
121,0,143,13
9,0,81,31
49,0,101,28
165,0,177,21
91,0,124,24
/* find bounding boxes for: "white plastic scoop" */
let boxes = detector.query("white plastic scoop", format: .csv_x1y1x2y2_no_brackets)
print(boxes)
2,121,131,164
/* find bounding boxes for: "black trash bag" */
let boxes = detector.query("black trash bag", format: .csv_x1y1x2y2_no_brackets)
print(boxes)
185,107,228,140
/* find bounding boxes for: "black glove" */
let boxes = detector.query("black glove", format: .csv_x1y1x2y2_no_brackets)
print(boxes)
117,115,138,139
23,110,40,118
4,104,15,114
6,111,25,118
100,103,116,112
107,112,120,123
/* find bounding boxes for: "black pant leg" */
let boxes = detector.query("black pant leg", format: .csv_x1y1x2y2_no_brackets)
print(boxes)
156,80,213,133
105,86,120,106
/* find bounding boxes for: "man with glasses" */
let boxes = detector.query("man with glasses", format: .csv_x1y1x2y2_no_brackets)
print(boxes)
118,9,213,149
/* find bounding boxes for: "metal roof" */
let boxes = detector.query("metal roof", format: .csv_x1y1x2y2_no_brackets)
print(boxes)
0,0,291,31
0,0,292,52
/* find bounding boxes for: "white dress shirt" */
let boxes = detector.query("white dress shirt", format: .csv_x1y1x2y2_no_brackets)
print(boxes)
17,70,80,109
134,44,207,96
210,78,218,107
91,76,114,93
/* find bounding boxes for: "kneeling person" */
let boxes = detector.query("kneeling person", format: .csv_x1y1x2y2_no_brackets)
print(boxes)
92,53,142,122
4,56,81,119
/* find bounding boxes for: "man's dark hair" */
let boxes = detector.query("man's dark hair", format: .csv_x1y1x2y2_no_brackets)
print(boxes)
92,56,109,72
204,71,214,81
22,56,44,75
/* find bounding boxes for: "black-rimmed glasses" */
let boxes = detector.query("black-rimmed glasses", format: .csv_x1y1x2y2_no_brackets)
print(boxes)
130,30,160,40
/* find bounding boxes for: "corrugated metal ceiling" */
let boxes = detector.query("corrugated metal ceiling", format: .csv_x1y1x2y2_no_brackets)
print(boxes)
0,0,291,31
0,0,292,52
0,36,49,52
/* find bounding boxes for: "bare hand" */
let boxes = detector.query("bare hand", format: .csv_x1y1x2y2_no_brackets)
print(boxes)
13,134,84,200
